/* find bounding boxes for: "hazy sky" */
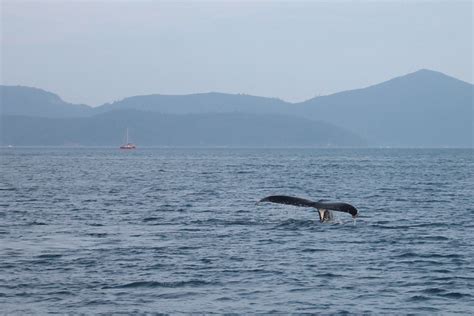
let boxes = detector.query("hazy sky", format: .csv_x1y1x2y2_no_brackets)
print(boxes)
1,0,472,106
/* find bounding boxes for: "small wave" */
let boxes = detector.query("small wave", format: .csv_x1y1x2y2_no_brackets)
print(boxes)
215,296,235,301
275,219,318,229
399,259,444,266
37,254,62,259
440,292,472,299
409,295,430,301
313,272,342,278
146,263,171,270
87,223,104,227
376,187,398,192
177,245,201,250
358,275,383,280
84,299,118,306
180,227,201,232
289,288,310,293
153,207,185,213
394,251,418,258
421,288,446,295
27,221,48,226
238,289,273,297
370,224,406,230
87,233,108,238
394,252,462,259
71,258,96,266
228,256,244,262
412,306,440,312
221,268,279,274
47,290,73,296
143,217,160,222
301,248,329,253
371,223,449,230
104,279,212,289
191,219,261,226
421,235,450,241
157,291,200,299
0,187,16,191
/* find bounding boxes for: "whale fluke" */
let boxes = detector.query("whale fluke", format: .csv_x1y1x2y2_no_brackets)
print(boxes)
259,195,359,222
259,195,318,208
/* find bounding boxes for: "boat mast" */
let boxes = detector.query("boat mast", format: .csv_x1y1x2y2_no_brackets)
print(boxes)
126,128,129,144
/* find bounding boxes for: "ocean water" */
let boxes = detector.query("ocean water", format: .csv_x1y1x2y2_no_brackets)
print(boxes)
0,148,473,314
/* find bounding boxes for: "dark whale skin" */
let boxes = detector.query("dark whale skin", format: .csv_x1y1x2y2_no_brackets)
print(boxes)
259,195,359,218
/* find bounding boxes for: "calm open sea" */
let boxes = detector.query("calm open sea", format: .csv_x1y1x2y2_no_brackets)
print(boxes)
0,148,473,314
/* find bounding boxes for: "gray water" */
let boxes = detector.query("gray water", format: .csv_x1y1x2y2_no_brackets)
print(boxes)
1,148,473,314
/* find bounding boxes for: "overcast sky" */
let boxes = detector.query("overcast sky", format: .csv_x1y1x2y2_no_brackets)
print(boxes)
1,0,472,106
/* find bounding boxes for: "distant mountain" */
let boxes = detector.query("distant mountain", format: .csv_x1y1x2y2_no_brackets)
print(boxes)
0,110,365,147
90,69,474,147
1,69,472,147
95,92,291,115
0,86,92,117
296,69,473,147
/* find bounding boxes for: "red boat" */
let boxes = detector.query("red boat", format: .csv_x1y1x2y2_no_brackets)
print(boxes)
120,128,136,149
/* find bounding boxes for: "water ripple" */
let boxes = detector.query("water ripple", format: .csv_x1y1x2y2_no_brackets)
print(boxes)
0,148,472,314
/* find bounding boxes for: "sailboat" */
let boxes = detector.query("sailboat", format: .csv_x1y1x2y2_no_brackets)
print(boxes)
120,128,136,149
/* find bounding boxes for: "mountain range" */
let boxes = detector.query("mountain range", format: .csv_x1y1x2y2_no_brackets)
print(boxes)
1,69,472,147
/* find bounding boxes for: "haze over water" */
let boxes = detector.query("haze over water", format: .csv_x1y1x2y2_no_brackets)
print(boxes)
1,148,473,314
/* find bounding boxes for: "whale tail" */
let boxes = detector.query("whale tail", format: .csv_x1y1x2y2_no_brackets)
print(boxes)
259,195,359,221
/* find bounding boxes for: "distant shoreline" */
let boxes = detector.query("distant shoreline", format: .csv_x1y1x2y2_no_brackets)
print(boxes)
1,146,472,150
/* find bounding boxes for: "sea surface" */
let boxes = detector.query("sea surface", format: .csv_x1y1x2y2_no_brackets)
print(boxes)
0,148,473,314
